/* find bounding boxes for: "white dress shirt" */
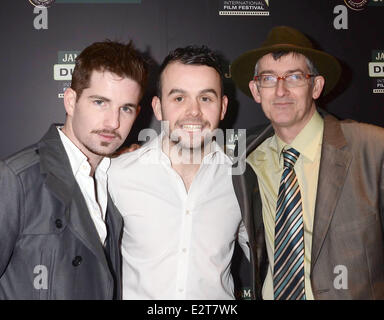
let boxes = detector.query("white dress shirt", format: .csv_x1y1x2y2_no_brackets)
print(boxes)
58,127,110,245
108,134,249,300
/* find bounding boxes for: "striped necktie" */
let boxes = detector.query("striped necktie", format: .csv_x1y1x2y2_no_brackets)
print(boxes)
273,148,306,300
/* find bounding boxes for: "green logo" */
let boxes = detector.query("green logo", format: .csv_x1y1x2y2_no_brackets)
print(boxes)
369,0,384,6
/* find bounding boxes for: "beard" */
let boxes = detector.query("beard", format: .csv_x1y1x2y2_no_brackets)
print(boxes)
84,144,114,157
169,127,214,151
83,129,123,157
166,125,217,165
90,128,122,140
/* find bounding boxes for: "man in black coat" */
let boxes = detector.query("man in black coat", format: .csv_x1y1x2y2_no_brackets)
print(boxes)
0,40,148,299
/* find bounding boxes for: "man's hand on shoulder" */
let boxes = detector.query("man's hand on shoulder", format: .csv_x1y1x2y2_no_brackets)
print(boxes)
111,144,141,158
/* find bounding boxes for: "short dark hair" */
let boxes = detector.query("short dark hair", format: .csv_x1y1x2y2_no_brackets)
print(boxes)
71,40,148,101
157,45,224,98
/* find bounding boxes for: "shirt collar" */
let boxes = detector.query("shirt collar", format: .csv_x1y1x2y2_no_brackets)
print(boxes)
204,139,233,165
275,110,324,164
57,126,110,177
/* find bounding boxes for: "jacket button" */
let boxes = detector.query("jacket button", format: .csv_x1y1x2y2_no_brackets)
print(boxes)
72,256,82,267
55,219,63,229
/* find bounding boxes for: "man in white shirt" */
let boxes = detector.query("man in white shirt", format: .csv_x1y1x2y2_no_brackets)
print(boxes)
0,40,148,299
109,46,249,300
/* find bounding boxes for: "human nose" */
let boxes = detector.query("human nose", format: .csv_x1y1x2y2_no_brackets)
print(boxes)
275,77,290,97
104,107,120,129
188,100,202,117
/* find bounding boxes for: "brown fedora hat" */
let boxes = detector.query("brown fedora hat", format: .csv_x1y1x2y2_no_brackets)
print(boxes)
231,26,342,97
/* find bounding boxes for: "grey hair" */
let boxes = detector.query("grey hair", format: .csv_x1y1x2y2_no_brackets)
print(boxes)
254,51,319,84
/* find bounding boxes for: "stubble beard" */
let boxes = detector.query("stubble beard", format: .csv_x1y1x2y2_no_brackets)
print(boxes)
84,129,123,157
167,127,215,164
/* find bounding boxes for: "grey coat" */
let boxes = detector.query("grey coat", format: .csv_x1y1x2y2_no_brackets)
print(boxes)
0,125,123,299
233,114,384,299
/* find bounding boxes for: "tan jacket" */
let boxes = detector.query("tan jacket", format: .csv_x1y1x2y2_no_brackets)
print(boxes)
233,114,384,299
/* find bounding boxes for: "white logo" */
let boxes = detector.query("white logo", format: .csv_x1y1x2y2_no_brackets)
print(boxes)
136,122,247,175
333,265,348,290
333,5,348,30
33,265,48,290
369,62,384,77
54,64,75,81
33,6,48,30
219,0,270,16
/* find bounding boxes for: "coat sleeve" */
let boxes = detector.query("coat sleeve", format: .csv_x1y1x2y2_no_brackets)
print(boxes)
0,161,22,277
381,158,384,234
237,220,250,261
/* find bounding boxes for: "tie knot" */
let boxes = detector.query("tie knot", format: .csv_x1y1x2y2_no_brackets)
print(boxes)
283,148,300,169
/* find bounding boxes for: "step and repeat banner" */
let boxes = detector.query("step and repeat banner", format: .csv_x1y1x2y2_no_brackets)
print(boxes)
1,0,383,159
0,0,383,299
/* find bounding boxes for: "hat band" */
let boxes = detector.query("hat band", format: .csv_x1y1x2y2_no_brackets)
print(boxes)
263,43,314,50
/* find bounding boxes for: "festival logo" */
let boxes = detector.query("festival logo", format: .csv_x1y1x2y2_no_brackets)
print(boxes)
344,0,368,10
369,50,384,93
54,51,79,98
29,0,55,7
219,0,270,16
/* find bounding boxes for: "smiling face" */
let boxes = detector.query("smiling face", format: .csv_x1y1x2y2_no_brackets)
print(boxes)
152,62,228,152
62,70,141,164
249,52,324,141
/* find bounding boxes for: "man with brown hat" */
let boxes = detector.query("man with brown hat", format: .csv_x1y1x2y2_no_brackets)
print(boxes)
231,26,384,300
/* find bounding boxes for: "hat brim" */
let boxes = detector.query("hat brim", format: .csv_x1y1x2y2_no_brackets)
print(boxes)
231,44,341,98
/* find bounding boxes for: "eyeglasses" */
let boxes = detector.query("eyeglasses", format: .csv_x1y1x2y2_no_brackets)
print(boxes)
253,72,315,88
